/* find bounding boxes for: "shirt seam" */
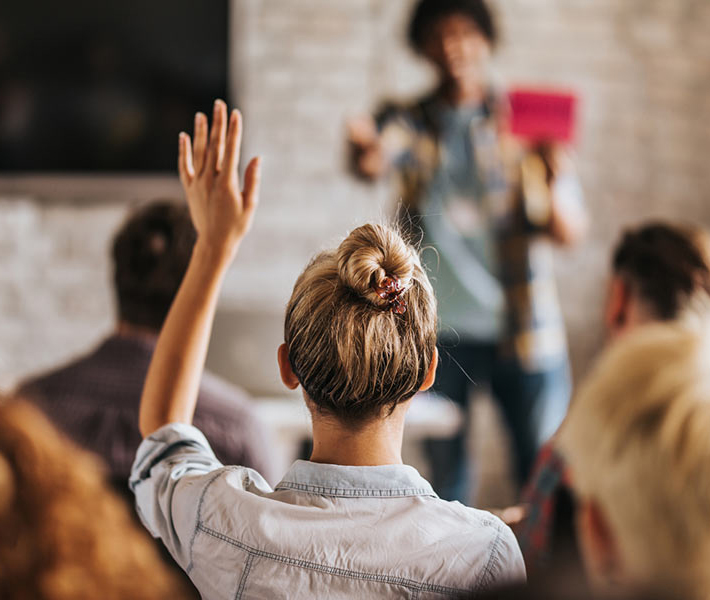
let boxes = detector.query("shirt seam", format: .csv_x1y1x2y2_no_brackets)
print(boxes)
197,522,465,597
275,481,437,498
475,522,504,594
186,469,226,575
234,552,254,600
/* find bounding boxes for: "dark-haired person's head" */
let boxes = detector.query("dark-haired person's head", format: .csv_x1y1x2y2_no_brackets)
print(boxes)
409,0,497,84
112,201,196,333
604,222,710,339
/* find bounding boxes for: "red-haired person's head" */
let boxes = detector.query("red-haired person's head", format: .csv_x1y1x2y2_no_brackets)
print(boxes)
0,398,190,600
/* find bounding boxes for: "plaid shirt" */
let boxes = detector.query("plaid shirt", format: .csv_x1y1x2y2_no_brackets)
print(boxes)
377,91,573,372
516,440,573,571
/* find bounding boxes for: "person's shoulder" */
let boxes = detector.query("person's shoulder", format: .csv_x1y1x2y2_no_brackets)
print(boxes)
374,92,436,128
19,355,84,389
192,464,274,510
435,500,510,533
17,353,96,401
430,500,523,563
16,337,127,399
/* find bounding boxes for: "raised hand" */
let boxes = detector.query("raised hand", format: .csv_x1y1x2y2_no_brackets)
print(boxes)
178,99,262,258
139,101,262,437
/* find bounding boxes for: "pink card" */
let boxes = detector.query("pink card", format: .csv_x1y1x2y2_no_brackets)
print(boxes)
508,88,578,144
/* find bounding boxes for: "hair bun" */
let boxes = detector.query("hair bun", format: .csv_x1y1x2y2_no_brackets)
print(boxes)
336,224,415,307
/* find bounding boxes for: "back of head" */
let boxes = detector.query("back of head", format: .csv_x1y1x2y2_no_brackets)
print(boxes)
0,398,189,600
612,223,710,321
112,200,196,332
284,223,438,426
408,0,498,52
558,320,710,598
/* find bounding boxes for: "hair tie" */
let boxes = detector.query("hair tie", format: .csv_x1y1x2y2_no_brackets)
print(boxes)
373,275,408,315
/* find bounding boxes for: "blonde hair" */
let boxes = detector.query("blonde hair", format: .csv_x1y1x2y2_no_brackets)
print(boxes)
0,398,190,600
284,223,438,425
558,321,710,599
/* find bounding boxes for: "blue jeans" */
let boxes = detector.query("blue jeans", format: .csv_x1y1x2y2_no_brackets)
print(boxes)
424,338,571,503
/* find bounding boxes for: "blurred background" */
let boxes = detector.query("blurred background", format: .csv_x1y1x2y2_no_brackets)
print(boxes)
2,0,710,504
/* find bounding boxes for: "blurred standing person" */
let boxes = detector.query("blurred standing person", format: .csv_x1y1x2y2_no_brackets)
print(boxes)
18,201,278,498
348,0,587,502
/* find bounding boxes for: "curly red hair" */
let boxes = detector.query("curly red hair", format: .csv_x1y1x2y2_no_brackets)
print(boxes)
0,398,190,600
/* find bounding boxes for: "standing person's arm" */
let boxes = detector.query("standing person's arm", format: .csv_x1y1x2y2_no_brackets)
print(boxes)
522,144,588,246
347,114,391,180
346,105,418,181
546,146,588,245
138,99,262,438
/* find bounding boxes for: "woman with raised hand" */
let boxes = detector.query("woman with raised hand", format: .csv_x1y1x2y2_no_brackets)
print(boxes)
130,100,525,600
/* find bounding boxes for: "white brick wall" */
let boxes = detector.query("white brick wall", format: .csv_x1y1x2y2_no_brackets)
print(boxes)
2,0,710,393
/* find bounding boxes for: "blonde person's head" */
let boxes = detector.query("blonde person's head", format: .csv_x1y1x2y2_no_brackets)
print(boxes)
558,321,710,599
284,223,438,426
0,398,190,600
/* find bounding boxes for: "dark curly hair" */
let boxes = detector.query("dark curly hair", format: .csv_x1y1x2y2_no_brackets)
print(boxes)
408,0,498,53
112,200,196,331
612,223,710,320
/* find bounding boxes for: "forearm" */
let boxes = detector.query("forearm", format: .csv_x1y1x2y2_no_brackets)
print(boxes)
138,100,260,437
139,241,234,437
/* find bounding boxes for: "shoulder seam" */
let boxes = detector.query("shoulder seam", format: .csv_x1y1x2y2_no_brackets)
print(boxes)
198,523,466,597
475,521,505,595
186,469,227,575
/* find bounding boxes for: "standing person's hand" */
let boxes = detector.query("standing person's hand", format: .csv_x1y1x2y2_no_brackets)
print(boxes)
178,99,262,260
530,142,587,245
347,115,388,180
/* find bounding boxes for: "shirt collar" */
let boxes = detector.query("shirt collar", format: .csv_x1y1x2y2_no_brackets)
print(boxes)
275,460,438,498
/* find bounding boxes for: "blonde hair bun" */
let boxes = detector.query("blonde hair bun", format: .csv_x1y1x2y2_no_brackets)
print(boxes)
337,224,415,308
285,222,437,425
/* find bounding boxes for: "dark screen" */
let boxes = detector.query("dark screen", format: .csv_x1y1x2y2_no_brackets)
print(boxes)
0,0,228,172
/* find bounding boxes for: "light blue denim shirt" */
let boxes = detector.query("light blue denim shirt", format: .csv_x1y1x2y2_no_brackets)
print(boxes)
130,423,525,599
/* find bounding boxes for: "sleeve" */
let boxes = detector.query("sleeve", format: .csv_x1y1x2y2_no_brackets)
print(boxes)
128,423,226,567
374,102,420,169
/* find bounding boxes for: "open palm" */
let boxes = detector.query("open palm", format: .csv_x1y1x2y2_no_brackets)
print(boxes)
178,99,261,256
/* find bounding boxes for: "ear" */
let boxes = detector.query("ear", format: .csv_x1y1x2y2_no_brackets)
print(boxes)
576,499,622,589
419,347,439,392
277,343,300,390
604,275,630,338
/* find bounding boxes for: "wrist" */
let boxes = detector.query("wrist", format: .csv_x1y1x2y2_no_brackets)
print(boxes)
192,238,240,273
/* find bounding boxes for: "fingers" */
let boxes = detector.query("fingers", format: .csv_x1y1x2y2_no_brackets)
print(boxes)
221,109,243,183
205,100,227,178
178,132,194,187
242,156,262,215
347,115,378,147
193,112,208,175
